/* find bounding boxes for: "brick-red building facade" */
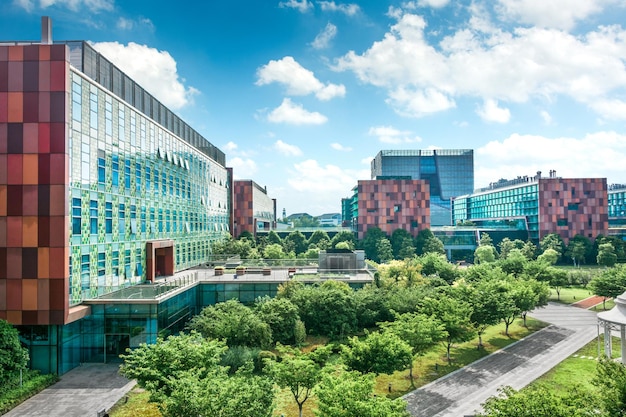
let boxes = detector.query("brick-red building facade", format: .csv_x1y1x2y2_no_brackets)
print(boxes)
356,179,430,239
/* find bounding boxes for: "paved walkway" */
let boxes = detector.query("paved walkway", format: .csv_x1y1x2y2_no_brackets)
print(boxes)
404,302,599,417
3,363,134,417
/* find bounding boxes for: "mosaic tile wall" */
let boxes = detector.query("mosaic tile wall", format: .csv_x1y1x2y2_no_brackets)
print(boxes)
356,179,430,239
0,44,70,325
232,180,275,237
537,177,608,243
0,43,231,325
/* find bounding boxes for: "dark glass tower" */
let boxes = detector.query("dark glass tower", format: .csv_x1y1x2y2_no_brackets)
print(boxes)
371,149,474,225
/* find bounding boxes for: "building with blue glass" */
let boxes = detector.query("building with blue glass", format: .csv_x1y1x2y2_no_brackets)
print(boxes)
609,184,626,230
370,149,474,226
0,20,231,374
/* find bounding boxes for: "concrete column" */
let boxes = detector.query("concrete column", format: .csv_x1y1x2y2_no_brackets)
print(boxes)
621,326,626,364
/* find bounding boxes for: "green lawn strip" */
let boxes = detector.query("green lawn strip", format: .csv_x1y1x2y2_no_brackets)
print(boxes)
109,388,161,417
589,299,615,312
548,286,595,304
0,370,59,415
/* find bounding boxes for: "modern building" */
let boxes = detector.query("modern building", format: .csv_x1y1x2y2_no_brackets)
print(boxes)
452,171,608,243
0,19,230,374
608,184,626,230
316,213,341,227
351,179,430,240
232,180,276,238
370,149,474,226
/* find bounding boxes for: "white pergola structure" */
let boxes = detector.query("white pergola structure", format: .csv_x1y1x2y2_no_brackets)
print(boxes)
597,292,626,363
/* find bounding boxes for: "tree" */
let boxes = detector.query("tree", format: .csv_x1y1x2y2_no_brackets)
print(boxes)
266,345,330,417
537,248,559,265
540,233,565,261
376,237,393,263
590,265,626,309
119,332,227,402
256,297,301,345
566,235,593,267
421,294,475,364
460,279,509,348
308,230,331,250
263,243,286,259
361,227,386,262
498,249,528,277
0,319,29,383
353,285,391,328
521,240,537,260
546,267,569,302
419,252,459,284
187,300,272,348
315,366,410,417
398,237,416,259
267,230,283,246
390,228,413,259
479,232,494,246
379,312,446,386
331,231,356,250
478,385,600,417
335,241,351,250
594,357,626,416
284,231,309,255
598,242,618,267
342,330,412,376
415,228,435,255
498,237,516,259
422,235,445,255
475,245,497,264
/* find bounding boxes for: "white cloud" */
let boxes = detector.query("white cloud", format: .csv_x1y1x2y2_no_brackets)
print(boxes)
368,125,422,144
402,0,450,9
16,0,114,11
311,23,337,50
274,140,303,156
91,42,198,110
334,10,626,121
331,142,352,151
361,156,374,165
495,0,618,31
228,157,258,179
117,17,154,32
267,98,328,125
540,110,552,125
476,99,511,123
256,56,345,101
223,141,238,152
475,131,626,188
590,99,626,121
279,0,313,12
318,1,361,16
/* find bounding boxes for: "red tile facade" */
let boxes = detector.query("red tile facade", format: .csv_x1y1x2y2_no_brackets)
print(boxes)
356,179,430,239
537,177,608,243
233,181,254,238
0,44,70,325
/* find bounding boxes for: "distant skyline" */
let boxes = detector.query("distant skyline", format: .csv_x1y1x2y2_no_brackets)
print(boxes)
3,0,626,216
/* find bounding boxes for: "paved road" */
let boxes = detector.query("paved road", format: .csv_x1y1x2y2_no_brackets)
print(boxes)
404,302,599,417
3,363,134,417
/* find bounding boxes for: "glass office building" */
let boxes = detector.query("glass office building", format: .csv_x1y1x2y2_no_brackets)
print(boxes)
0,27,230,374
452,173,608,243
609,184,626,228
370,149,474,226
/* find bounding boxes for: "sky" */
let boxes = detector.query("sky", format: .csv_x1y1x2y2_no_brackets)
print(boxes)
3,0,626,217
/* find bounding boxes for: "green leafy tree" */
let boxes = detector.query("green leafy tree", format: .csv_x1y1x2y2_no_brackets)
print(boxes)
256,297,301,345
266,345,331,417
398,237,416,259
546,267,569,302
379,312,446,386
474,244,497,264
119,332,227,402
478,385,600,417
415,228,435,255
540,233,565,261
361,227,386,262
187,300,272,348
342,330,412,375
566,235,593,267
376,237,393,263
353,285,391,328
331,231,356,249
315,366,410,417
479,232,494,246
0,319,29,383
594,357,626,416
300,247,320,260
335,241,351,250
460,279,509,348
590,265,626,309
267,230,283,246
422,235,445,255
163,365,275,417
421,294,475,364
521,240,537,260
498,248,528,277
263,243,286,259
390,228,413,259
537,248,559,265
285,231,309,255
419,252,459,284
598,242,618,267
308,230,331,250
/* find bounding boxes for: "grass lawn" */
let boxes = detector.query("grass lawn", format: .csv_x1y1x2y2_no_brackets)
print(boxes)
548,286,595,304
109,388,160,417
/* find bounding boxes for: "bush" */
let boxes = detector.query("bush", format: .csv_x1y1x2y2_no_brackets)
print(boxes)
0,370,58,414
220,346,261,374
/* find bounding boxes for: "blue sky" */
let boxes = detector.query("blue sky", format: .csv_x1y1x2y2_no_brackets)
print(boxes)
3,0,626,216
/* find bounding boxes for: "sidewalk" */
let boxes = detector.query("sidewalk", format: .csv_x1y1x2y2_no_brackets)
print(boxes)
404,302,598,417
2,363,134,417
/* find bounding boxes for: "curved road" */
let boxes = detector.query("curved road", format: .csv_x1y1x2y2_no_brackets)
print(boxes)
403,302,599,417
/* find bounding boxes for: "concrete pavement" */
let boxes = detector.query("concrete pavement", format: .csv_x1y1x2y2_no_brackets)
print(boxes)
404,302,599,417
2,363,134,417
